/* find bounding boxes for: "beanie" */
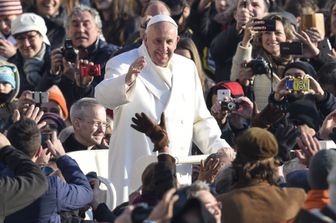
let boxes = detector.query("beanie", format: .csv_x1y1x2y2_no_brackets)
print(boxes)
40,112,66,133
309,149,336,190
0,0,22,16
284,61,317,77
47,85,68,120
0,65,16,88
236,127,278,161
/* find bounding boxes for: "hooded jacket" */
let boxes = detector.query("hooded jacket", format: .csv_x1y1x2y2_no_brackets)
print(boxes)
0,61,20,133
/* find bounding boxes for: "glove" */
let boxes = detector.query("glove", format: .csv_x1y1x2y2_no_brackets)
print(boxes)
251,103,284,128
131,112,169,152
272,120,301,163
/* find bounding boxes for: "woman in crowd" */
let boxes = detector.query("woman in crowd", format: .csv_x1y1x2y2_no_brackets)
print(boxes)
230,13,319,109
8,13,52,96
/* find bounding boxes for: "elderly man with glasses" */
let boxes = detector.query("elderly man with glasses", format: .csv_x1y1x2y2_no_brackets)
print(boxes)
62,97,108,152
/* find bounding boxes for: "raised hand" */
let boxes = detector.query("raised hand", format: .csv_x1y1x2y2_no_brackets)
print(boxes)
46,131,65,159
125,56,146,86
198,157,221,183
131,112,169,152
273,121,301,163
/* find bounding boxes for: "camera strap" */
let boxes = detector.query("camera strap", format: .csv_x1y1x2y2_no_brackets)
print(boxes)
267,60,274,94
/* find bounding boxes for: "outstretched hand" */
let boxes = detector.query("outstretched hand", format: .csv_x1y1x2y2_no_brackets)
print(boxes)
273,121,301,163
131,112,169,152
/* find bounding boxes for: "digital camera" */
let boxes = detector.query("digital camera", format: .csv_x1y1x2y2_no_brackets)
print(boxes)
221,100,239,112
286,78,310,92
62,39,77,63
245,58,269,75
80,64,101,77
32,91,49,104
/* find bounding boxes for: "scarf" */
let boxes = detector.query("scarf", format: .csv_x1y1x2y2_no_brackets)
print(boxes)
23,43,46,86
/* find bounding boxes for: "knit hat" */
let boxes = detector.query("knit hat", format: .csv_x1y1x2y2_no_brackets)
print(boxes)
40,112,66,133
0,0,22,16
236,127,278,161
0,65,16,88
287,96,321,131
47,85,68,120
11,13,50,45
284,61,317,78
309,149,336,190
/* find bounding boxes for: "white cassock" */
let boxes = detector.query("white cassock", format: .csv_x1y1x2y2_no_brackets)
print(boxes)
95,43,231,205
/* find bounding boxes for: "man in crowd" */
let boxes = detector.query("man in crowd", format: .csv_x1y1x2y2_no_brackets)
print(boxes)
3,118,93,222
62,97,108,152
95,14,234,205
0,132,48,222
47,4,118,107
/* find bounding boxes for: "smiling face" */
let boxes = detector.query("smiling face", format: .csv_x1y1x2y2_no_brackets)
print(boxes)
73,105,107,147
36,0,62,17
15,31,44,58
67,11,100,49
261,20,286,57
144,22,179,67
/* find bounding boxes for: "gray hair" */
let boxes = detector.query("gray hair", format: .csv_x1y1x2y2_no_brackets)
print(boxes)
187,180,210,198
69,97,102,122
65,4,102,33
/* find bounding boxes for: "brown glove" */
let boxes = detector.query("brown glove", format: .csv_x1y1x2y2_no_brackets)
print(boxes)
131,112,169,152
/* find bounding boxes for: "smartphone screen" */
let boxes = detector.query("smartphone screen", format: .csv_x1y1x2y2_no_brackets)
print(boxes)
217,89,231,101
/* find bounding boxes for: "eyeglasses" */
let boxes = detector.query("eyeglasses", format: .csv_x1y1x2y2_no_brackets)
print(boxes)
78,118,108,128
15,31,39,44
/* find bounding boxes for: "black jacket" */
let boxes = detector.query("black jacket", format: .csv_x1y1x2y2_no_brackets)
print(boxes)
210,24,243,82
0,146,48,222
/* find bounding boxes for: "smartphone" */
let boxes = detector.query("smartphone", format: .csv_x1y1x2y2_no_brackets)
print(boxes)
32,91,49,104
254,18,276,32
280,42,303,56
217,89,231,101
41,131,52,149
300,13,325,37
318,38,332,56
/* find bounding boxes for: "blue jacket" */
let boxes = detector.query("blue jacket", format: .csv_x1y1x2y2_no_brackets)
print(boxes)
2,155,93,223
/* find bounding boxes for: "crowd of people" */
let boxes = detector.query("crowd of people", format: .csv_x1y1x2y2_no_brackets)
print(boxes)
2,0,336,222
